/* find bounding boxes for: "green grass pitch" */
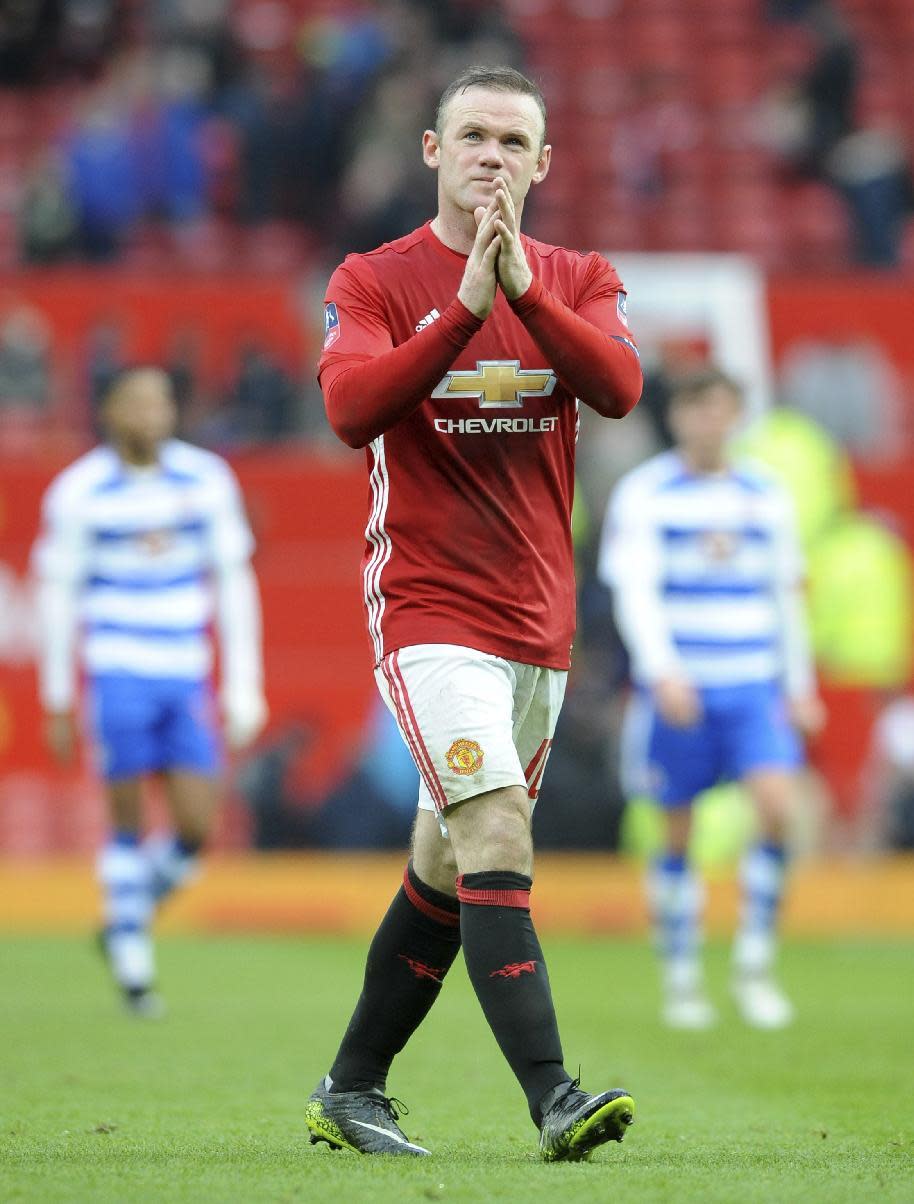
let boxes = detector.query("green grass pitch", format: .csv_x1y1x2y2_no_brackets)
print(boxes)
1,933,912,1202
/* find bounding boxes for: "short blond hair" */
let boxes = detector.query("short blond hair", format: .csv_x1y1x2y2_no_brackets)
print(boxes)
435,65,547,149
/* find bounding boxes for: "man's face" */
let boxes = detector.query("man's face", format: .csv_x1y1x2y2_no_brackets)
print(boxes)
423,86,550,216
669,384,743,461
105,370,177,450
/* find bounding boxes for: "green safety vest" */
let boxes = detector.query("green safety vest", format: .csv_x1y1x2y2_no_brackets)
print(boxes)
735,409,856,551
808,514,913,688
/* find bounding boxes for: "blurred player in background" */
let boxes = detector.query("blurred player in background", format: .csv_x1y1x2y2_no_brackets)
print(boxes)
305,65,641,1161
599,367,825,1030
32,366,267,1016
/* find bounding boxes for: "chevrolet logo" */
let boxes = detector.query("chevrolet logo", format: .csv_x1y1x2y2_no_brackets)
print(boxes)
432,360,556,409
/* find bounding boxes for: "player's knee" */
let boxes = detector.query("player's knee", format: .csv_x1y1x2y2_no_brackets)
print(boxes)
107,781,143,830
749,772,795,831
410,809,459,893
414,841,459,895
438,842,459,882
454,790,532,874
755,797,792,841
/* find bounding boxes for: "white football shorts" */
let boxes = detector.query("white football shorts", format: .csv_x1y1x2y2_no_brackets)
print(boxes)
374,643,567,816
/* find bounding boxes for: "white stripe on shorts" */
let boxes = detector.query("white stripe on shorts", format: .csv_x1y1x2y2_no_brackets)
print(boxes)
364,436,393,662
380,650,448,812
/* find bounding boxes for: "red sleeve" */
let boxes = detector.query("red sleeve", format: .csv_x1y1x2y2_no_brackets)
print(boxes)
318,259,483,448
509,254,642,419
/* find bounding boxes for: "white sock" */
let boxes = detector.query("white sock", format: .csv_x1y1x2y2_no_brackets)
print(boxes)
647,854,705,991
97,833,154,989
106,930,155,990
733,842,786,976
144,832,200,906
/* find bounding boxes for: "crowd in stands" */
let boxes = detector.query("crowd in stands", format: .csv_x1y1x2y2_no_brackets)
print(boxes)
2,0,912,276
1,0,913,446
1,1,521,440
756,0,913,267
3,0,520,271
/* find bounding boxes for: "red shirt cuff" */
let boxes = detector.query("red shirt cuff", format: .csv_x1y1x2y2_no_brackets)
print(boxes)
507,275,544,316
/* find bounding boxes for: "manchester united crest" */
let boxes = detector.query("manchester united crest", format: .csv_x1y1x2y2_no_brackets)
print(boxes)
446,738,484,776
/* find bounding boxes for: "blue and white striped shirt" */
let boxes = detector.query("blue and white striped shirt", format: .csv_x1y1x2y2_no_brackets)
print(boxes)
33,439,254,707
598,450,812,691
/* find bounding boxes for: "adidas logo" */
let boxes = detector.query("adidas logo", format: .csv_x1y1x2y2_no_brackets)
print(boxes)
415,308,441,332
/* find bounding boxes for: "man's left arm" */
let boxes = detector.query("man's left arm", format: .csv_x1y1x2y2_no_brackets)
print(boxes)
508,267,642,418
209,463,267,750
771,488,826,736
491,180,641,417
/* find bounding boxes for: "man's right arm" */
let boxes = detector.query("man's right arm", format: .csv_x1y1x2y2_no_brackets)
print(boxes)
31,478,88,761
769,483,825,736
598,480,701,726
319,260,484,449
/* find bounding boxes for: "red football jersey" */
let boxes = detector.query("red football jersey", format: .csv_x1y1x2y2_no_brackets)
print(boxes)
319,221,638,670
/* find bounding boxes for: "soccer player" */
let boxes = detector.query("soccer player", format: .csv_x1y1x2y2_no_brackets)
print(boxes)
598,367,825,1030
32,366,267,1016
304,65,642,1161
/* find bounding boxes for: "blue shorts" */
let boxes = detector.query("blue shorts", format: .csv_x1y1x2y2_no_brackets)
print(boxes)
626,680,802,808
88,674,222,781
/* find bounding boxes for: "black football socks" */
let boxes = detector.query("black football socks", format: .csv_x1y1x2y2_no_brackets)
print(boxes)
328,860,461,1093
457,870,570,1124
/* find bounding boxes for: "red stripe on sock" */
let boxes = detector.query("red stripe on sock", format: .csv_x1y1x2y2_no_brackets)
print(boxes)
403,866,460,927
456,877,531,909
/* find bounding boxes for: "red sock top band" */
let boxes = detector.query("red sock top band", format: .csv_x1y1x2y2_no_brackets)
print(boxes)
456,875,531,910
403,865,460,927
